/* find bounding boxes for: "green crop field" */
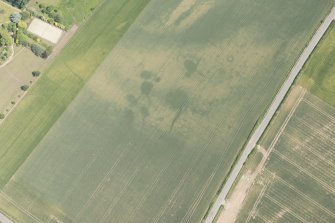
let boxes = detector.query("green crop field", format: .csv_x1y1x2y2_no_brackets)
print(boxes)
0,0,334,222
299,22,335,107
235,93,335,223
0,0,150,186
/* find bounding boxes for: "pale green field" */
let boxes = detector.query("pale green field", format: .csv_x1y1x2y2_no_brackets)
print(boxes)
235,93,335,223
0,0,333,223
0,1,19,24
0,0,152,221
0,0,151,186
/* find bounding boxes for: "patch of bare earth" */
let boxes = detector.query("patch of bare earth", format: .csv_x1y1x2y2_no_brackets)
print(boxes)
217,146,267,223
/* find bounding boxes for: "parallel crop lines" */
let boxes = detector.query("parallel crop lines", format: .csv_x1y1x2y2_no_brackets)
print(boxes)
2,1,335,223
282,133,335,166
274,143,335,186
275,176,335,219
0,193,42,223
244,93,335,223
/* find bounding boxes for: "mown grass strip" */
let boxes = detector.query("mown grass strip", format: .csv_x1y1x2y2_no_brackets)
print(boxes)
0,0,151,188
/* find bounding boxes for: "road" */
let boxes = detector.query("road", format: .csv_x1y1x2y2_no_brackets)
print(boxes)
204,6,335,223
0,212,12,223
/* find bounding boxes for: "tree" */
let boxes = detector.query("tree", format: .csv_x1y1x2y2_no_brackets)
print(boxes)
20,11,30,20
53,13,62,23
16,30,30,46
18,20,27,29
0,29,13,46
10,13,22,23
8,0,29,9
0,113,5,119
20,85,29,91
6,22,17,33
31,44,44,57
42,46,52,58
32,71,41,77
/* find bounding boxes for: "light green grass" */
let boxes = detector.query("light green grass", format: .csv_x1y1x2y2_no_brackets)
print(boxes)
299,22,335,107
0,0,19,24
0,0,333,223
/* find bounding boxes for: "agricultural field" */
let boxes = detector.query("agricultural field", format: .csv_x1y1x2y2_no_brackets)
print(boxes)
232,21,335,223
0,0,151,184
0,0,334,222
234,92,335,223
0,0,19,24
262,22,335,150
299,23,335,107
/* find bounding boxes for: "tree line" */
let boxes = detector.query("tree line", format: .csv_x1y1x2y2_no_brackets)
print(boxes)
6,0,30,9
